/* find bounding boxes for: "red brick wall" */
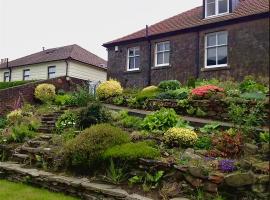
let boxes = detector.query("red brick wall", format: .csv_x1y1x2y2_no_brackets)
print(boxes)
0,76,87,115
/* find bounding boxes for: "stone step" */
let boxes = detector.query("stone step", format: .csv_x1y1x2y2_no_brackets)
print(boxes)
12,153,30,163
39,134,53,140
20,146,52,154
27,140,47,148
37,128,54,133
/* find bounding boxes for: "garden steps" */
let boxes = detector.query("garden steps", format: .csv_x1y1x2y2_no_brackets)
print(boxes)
104,104,269,131
11,153,30,164
0,161,162,200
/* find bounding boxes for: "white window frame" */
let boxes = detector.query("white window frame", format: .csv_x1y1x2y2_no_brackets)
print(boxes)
205,31,228,68
155,41,170,67
205,0,229,18
23,69,30,81
127,47,140,71
48,66,56,79
3,71,10,82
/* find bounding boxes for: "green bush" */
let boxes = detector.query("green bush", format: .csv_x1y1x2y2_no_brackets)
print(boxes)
135,87,160,105
116,110,142,129
240,92,266,101
156,88,189,100
239,76,268,93
68,86,95,107
77,102,111,129
55,94,73,106
259,131,270,143
141,108,178,132
56,111,78,133
10,124,36,143
103,142,160,161
195,136,212,150
64,124,130,170
0,81,33,90
158,80,181,91
0,117,7,129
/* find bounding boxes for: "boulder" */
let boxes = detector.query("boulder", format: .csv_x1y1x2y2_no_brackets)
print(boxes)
225,172,255,187
188,166,208,179
244,143,258,156
208,172,225,184
181,148,202,160
184,175,203,187
203,181,218,193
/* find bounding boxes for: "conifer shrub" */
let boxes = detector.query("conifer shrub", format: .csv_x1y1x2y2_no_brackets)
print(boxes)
34,83,56,103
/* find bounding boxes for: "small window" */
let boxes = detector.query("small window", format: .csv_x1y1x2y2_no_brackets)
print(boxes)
155,41,170,67
23,69,30,81
4,72,10,82
205,0,229,17
127,47,140,71
48,66,56,79
205,31,228,68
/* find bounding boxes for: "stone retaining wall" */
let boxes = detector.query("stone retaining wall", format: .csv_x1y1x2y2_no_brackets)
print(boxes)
0,76,87,115
0,162,153,200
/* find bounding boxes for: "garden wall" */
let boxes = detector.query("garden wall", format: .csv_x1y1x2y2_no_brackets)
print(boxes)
0,76,87,115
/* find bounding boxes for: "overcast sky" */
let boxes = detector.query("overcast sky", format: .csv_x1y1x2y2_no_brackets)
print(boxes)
0,0,201,61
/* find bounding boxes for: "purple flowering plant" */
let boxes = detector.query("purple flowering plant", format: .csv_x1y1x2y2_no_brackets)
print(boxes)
218,159,236,173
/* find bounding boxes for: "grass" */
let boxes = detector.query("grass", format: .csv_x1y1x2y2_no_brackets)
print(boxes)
0,180,78,200
0,81,34,90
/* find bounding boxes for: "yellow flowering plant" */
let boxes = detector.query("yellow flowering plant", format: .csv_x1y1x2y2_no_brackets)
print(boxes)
96,79,123,100
34,84,56,103
6,109,23,124
164,127,198,146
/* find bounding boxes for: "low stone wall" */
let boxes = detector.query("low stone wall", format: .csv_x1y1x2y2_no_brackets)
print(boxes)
0,162,152,200
0,76,87,115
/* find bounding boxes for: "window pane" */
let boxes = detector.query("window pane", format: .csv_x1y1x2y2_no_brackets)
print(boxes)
217,46,227,65
207,2,215,16
164,52,170,64
24,70,30,76
129,49,134,57
134,48,140,56
157,43,164,52
135,56,140,69
207,0,215,3
207,34,216,47
129,57,135,69
49,73,56,79
165,42,170,51
218,32,227,45
157,53,163,65
207,47,217,66
218,0,228,14
49,67,56,73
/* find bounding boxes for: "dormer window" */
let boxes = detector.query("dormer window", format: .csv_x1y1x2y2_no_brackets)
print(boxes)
205,0,229,18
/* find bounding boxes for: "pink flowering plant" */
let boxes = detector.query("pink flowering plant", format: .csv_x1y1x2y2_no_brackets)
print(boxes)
191,85,224,99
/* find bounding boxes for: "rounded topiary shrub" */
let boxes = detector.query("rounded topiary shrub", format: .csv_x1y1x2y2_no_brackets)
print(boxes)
142,86,159,93
158,80,181,91
96,79,123,100
64,123,130,170
164,127,198,146
34,83,56,103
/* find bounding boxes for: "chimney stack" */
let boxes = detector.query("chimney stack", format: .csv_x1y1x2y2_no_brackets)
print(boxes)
42,47,45,51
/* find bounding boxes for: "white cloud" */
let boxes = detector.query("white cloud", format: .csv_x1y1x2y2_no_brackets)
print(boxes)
0,0,202,60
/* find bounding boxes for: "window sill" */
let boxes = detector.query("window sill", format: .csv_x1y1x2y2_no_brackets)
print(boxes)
203,12,230,20
124,69,141,74
201,65,230,72
152,65,171,70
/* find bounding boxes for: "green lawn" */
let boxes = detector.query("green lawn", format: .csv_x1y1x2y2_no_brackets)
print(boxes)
0,180,79,200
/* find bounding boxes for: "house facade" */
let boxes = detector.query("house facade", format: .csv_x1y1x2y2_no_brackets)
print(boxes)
103,0,269,88
0,44,107,83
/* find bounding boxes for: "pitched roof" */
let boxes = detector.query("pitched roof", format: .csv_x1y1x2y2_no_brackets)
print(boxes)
0,44,107,70
103,0,269,47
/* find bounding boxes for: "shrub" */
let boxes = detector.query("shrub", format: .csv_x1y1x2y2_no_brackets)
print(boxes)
211,131,243,158
191,85,224,99
6,109,23,124
141,108,178,132
156,88,189,100
77,102,111,129
158,80,181,91
55,94,73,106
142,86,159,92
116,110,142,129
64,124,130,170
112,95,125,105
135,87,160,105
56,111,78,133
10,123,36,143
69,86,95,107
239,76,268,93
240,92,266,101
259,131,270,143
34,84,56,103
195,136,212,150
164,127,198,146
0,117,7,129
103,142,160,161
97,79,123,100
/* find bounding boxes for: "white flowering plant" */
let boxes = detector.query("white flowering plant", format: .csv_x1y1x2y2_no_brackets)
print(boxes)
56,111,78,133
